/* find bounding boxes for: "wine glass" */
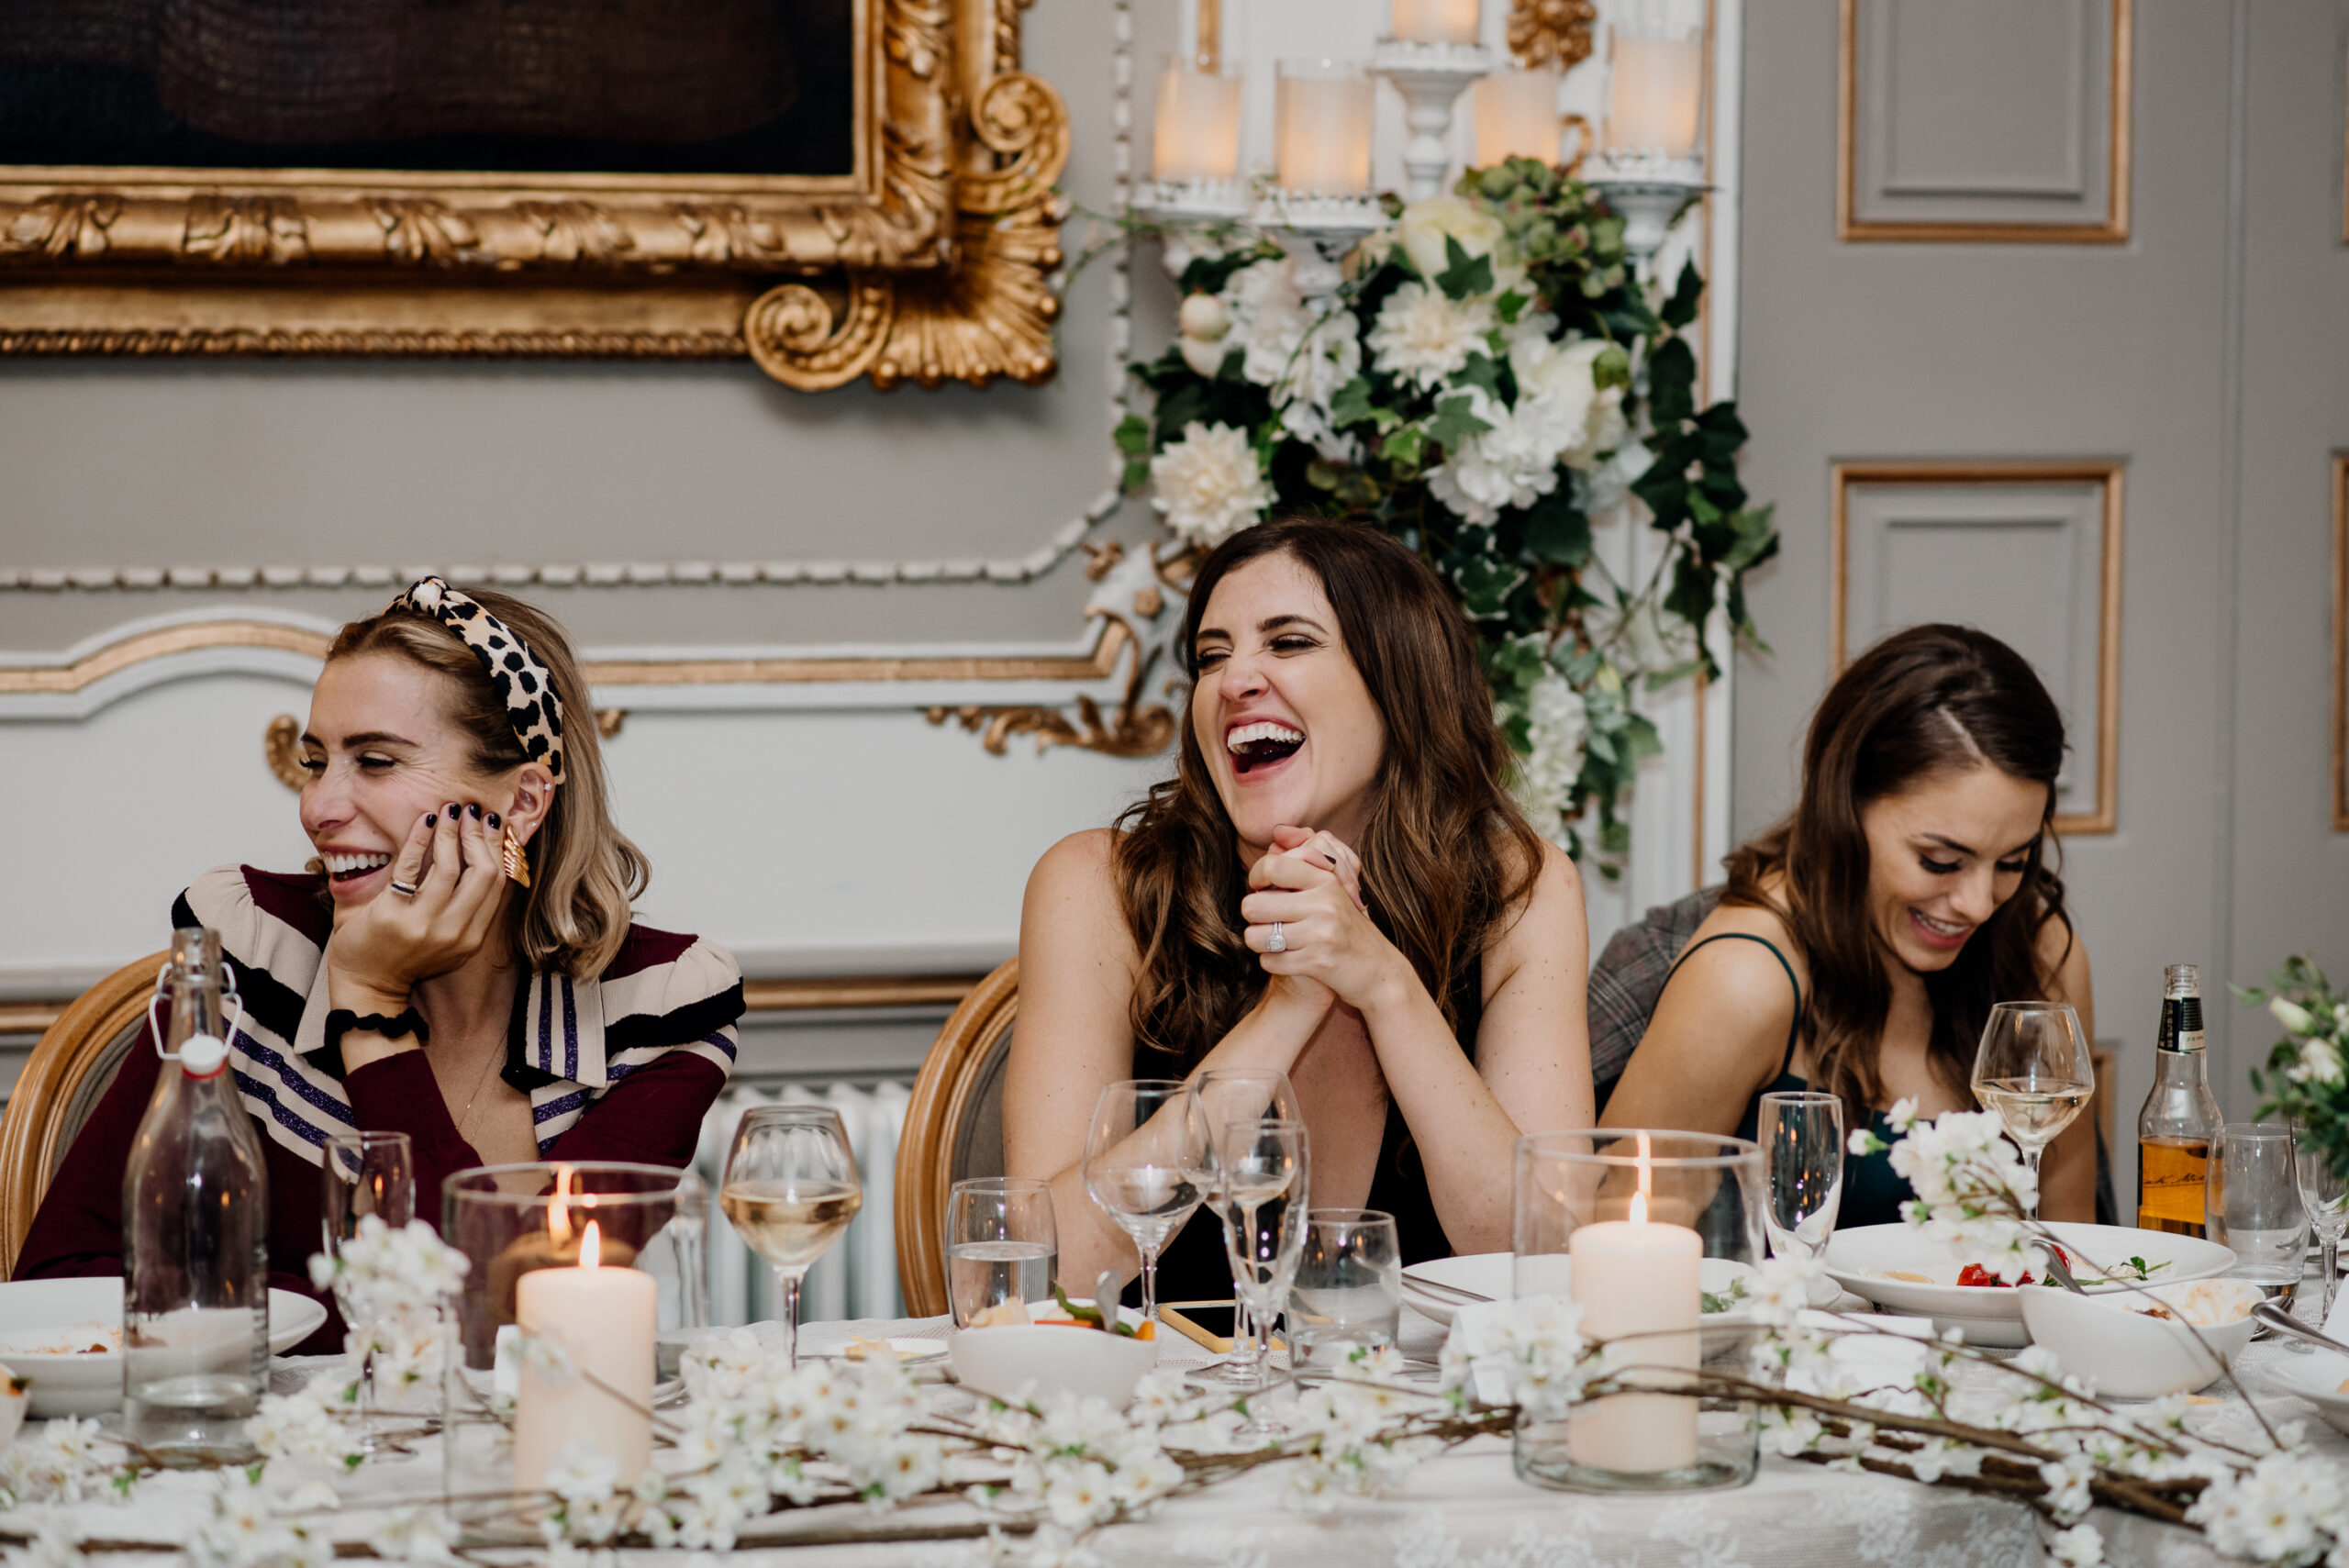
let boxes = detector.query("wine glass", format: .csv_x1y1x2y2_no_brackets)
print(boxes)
2293,1129,2349,1326
1081,1081,1212,1328
1969,1002,2095,1220
1215,1118,1308,1429
946,1177,1058,1327
320,1131,415,1436
1191,1069,1299,1386
1758,1091,1843,1262
719,1105,863,1369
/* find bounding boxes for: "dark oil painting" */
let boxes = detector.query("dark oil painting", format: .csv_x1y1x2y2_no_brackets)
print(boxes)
0,0,855,177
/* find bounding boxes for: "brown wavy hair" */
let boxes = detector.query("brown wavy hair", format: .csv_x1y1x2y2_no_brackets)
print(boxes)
323,589,649,978
1115,517,1546,1067
1723,623,2073,1117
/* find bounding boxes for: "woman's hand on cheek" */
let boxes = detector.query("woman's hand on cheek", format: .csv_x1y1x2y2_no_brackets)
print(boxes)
1241,832,1403,1013
328,802,507,1013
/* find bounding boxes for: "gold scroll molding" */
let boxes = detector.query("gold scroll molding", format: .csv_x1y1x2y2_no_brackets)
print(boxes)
928,608,1177,758
1830,461,2123,836
2332,456,2349,830
1838,0,2132,244
1508,0,1598,72
0,0,1067,392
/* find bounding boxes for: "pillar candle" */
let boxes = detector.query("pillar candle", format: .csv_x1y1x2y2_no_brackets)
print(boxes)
1152,61,1243,182
1565,1192,1701,1473
1275,70,1374,195
1392,0,1479,45
1608,35,1704,156
1473,68,1561,166
513,1220,657,1496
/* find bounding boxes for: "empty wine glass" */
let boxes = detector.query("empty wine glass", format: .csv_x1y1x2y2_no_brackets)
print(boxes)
320,1130,414,1434
1082,1081,1213,1327
720,1105,863,1369
1191,1069,1299,1386
946,1177,1057,1327
1758,1091,1843,1262
1215,1118,1309,1429
1970,1001,2095,1220
2294,1131,2348,1326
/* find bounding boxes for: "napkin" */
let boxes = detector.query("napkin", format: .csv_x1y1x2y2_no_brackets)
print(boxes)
1445,1296,1524,1407
2324,1273,2349,1346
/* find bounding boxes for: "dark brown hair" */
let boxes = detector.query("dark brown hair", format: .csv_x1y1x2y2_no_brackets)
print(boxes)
1114,517,1547,1066
1724,623,2073,1115
325,589,648,977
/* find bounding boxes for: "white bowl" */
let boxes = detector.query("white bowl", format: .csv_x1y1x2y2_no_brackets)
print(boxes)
2270,1350,2349,1436
2017,1277,2265,1398
949,1299,1158,1409
1824,1223,2237,1348
0,1279,329,1417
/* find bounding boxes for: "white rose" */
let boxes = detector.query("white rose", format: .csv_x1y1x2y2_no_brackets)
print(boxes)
1148,421,1272,548
1396,195,1510,289
1177,293,1230,341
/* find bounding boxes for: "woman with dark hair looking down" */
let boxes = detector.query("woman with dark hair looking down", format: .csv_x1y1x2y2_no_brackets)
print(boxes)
1006,517,1594,1299
1602,623,2095,1224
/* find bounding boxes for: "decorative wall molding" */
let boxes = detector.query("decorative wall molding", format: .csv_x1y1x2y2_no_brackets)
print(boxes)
2332,456,2348,831
1831,461,2124,836
1838,0,2132,243
0,0,1075,391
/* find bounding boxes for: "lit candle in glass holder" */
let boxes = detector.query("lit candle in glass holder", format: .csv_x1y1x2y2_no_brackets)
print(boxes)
513,1218,657,1496
1152,56,1243,183
1473,66,1563,166
1392,0,1480,45
1275,60,1374,195
1607,28,1704,156
1564,1142,1700,1473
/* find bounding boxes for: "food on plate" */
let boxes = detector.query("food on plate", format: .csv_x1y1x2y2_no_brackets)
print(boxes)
1876,1270,1933,1284
967,1299,1031,1329
2100,1279,2255,1327
1040,1286,1154,1340
1957,1242,2074,1288
1,1322,122,1355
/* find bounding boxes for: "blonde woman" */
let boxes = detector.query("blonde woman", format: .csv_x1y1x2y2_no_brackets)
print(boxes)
17,580,741,1345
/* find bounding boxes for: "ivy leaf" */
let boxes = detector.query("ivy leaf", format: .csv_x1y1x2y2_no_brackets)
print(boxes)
1436,236,1495,302
1664,555,1718,628
1123,459,1151,489
1660,259,1704,330
1330,375,1402,432
1521,493,1592,567
1427,393,1495,451
1647,338,1698,427
1722,504,1780,573
1452,554,1526,620
1384,424,1427,469
1178,241,1281,297
1496,288,1531,325
1456,351,1509,405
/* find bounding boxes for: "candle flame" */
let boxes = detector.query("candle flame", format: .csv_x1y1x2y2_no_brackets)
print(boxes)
580,1219,601,1270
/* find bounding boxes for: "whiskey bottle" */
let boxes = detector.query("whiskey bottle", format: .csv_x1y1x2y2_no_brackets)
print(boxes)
2134,963,2221,1236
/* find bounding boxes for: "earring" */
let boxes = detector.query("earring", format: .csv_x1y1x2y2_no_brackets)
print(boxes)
501,827,531,888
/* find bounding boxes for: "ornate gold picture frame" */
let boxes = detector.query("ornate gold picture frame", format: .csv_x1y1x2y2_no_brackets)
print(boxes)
0,0,1066,391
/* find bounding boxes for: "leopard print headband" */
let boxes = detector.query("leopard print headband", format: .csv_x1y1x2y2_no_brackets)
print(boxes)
384,576,565,782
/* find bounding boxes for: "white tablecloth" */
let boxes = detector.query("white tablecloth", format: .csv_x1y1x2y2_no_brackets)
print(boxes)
4,1292,2342,1565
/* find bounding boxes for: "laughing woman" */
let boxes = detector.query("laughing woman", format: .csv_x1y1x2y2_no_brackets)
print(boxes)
1006,517,1593,1299
16,580,741,1342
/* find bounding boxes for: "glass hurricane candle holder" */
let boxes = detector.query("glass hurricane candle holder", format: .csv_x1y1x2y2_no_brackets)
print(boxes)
1513,1129,1764,1494
1275,60,1374,196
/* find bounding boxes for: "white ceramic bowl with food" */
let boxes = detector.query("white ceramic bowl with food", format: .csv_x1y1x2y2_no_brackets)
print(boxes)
2017,1277,2264,1398
0,1278,329,1417
948,1299,1158,1408
1823,1223,2236,1349
2270,1350,2349,1436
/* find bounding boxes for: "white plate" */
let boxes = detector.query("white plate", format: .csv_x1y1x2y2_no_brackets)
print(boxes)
0,1279,329,1417
1823,1223,2236,1346
2271,1350,2349,1436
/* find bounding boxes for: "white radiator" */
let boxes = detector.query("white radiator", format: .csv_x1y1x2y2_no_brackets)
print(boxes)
691,1082,913,1327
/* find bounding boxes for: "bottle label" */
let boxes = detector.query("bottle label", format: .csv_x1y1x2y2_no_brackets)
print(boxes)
2176,1028,2205,1053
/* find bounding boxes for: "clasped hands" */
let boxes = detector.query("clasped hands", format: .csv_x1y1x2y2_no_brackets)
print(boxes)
1240,824,1405,1014
328,803,508,1016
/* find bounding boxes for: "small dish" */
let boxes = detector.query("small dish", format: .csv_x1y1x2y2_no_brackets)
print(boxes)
2269,1350,2349,1436
0,1279,329,1417
949,1298,1158,1408
2017,1277,2264,1398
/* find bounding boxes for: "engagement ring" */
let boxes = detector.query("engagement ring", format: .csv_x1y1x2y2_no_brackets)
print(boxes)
1268,921,1286,953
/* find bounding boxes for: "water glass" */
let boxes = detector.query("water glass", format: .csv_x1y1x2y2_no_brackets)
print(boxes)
1215,1118,1309,1429
2294,1132,2349,1325
1288,1209,1400,1370
1191,1069,1299,1386
719,1105,863,1369
1081,1081,1213,1325
1757,1092,1842,1262
946,1177,1057,1327
321,1130,416,1429
2207,1123,2308,1296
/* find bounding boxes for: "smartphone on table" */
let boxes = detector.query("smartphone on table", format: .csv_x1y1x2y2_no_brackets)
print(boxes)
1158,1300,1283,1354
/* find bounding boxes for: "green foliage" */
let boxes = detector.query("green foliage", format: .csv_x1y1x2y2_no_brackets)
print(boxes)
2237,956,2349,1183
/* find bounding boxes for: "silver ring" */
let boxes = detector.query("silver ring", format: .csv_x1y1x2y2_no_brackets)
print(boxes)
389,879,420,898
1267,920,1286,953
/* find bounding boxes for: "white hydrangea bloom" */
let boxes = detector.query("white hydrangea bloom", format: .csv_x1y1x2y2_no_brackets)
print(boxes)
1508,335,1627,472
1367,282,1498,393
1426,387,1566,524
1505,667,1586,840
1149,422,1272,548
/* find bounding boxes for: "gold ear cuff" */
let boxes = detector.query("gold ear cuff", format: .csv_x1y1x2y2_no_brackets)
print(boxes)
501,827,531,888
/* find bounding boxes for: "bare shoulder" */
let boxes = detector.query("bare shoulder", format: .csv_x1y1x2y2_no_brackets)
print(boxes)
2036,910,2091,998
1019,828,1142,990
1659,900,1808,1029
1484,836,1588,986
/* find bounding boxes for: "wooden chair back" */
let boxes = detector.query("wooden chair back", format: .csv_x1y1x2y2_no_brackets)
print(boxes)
893,959,1019,1318
0,952,167,1276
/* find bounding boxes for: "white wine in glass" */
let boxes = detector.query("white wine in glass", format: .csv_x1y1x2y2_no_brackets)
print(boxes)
1970,1001,2094,1220
720,1105,863,1367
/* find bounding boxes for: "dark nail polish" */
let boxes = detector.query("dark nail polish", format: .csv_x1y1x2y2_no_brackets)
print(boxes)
443,803,459,817
468,802,483,820
486,812,502,830
424,814,436,828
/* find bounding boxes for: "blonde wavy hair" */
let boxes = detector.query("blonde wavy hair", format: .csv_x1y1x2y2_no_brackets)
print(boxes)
324,590,648,977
